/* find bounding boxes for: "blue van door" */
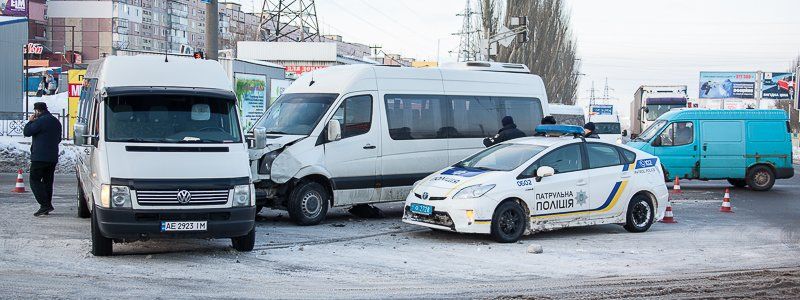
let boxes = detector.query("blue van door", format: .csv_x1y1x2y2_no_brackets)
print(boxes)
651,121,698,180
699,120,746,179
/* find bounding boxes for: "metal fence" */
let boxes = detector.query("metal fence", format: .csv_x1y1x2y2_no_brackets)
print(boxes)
0,110,70,140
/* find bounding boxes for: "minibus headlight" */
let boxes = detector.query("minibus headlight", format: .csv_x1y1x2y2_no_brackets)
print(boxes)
233,185,251,207
258,151,280,174
111,186,132,208
452,184,495,199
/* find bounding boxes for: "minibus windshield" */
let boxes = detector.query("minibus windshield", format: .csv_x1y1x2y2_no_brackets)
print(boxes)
594,122,621,134
105,95,242,143
635,120,667,142
253,93,338,135
454,144,546,172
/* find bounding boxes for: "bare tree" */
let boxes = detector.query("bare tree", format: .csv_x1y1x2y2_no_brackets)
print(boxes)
495,0,581,105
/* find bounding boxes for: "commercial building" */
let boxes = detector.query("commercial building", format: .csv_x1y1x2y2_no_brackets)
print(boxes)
237,40,377,76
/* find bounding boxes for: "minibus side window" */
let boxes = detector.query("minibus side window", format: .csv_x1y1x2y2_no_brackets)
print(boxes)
385,94,446,140
331,95,372,139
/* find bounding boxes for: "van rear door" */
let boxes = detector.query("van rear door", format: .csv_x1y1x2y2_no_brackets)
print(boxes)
699,120,746,179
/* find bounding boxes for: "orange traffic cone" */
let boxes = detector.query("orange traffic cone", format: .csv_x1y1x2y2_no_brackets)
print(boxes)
659,201,678,223
720,188,734,213
671,176,682,194
11,169,26,193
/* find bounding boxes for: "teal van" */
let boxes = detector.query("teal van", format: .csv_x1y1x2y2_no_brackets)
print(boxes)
627,109,793,191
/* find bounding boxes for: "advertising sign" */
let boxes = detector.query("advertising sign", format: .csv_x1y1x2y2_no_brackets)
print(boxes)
285,65,326,76
699,72,756,99
23,43,44,55
270,79,292,105
67,69,86,138
590,105,613,115
234,73,268,132
762,72,796,100
1,0,27,16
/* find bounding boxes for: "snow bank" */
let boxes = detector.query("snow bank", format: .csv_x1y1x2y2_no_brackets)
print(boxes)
0,137,79,174
24,92,70,115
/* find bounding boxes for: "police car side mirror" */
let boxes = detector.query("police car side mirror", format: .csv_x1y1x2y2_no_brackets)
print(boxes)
327,119,342,142
536,166,555,182
253,127,268,149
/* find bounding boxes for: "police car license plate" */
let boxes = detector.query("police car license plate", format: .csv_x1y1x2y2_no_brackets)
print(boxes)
161,221,207,232
410,203,434,216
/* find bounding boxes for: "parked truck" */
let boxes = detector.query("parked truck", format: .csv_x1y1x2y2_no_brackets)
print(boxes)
630,85,688,136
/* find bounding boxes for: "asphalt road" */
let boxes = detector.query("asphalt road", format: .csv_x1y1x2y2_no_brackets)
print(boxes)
0,167,798,299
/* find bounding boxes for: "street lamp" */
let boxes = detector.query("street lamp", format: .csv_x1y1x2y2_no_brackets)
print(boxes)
486,16,529,61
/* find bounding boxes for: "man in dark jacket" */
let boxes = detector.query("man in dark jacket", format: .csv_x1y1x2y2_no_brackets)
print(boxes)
583,122,600,139
23,102,62,216
483,116,526,147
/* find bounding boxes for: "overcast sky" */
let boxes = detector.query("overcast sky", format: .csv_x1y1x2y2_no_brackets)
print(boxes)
240,0,800,112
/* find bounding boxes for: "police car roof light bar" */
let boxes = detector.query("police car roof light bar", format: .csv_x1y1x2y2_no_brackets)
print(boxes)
534,125,585,137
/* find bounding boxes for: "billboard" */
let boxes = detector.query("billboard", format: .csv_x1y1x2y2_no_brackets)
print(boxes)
590,105,613,115
234,73,268,132
1,0,27,16
762,72,795,100
270,79,292,105
67,70,86,139
699,72,756,99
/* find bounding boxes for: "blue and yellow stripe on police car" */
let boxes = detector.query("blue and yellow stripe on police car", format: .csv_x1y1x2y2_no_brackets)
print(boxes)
529,180,628,219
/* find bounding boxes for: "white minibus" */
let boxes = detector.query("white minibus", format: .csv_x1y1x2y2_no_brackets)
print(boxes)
249,62,549,225
548,104,585,126
74,56,255,256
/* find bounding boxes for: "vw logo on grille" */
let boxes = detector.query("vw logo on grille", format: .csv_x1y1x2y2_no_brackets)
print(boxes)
422,192,429,200
176,190,192,204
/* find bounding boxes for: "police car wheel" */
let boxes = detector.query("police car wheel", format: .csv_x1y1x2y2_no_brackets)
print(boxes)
490,201,526,243
287,181,329,226
623,195,653,233
746,165,775,192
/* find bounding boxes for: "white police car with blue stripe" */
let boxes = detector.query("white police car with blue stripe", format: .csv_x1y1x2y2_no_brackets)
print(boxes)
402,125,669,243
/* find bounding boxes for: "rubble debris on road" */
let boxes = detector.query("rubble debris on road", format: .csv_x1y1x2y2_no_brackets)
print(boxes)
527,244,544,254
348,204,385,219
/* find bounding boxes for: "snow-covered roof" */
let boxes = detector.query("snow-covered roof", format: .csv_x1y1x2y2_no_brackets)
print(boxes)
88,55,232,92
0,16,28,26
232,58,285,69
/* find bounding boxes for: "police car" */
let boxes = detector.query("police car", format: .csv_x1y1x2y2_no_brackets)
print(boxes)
402,125,669,243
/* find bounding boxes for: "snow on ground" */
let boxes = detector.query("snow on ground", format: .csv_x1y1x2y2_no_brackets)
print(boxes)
0,136,78,173
23,92,69,114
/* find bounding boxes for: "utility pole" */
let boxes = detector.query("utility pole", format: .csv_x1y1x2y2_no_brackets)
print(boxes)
588,81,597,107
206,0,219,60
453,0,481,62
369,45,382,58
259,0,321,42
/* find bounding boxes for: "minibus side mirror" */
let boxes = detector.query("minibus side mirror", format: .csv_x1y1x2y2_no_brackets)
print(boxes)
535,166,555,182
622,130,628,137
327,120,341,142
253,127,268,149
73,123,87,146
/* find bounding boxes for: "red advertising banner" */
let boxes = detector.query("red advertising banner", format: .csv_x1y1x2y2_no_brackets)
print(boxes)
285,65,327,75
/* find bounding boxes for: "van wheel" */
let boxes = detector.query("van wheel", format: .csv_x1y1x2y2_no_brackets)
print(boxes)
77,181,90,219
231,228,255,252
287,181,329,226
746,165,775,191
727,179,747,188
490,201,526,243
91,212,113,256
624,195,654,233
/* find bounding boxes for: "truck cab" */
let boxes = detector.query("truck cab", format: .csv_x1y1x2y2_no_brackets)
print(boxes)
74,56,256,256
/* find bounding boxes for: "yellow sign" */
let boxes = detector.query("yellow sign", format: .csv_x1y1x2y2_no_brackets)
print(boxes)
411,61,438,68
67,70,86,139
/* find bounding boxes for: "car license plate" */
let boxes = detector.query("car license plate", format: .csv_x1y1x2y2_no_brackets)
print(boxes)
161,221,207,232
410,203,434,216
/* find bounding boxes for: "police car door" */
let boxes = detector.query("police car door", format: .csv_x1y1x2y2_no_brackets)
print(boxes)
585,142,628,220
520,143,588,222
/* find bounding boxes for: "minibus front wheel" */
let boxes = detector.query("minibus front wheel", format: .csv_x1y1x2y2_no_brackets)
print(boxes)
287,180,330,226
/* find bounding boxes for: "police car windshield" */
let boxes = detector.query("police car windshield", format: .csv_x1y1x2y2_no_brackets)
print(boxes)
456,144,546,171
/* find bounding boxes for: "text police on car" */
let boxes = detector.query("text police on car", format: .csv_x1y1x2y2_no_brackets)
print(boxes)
402,125,669,243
